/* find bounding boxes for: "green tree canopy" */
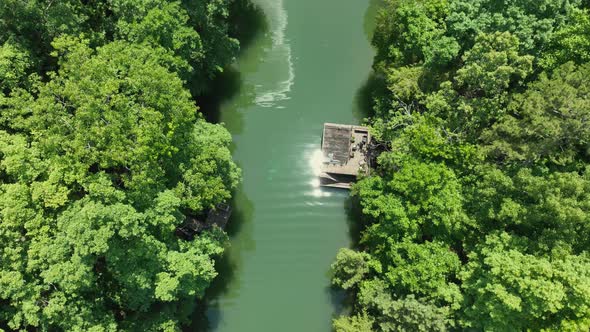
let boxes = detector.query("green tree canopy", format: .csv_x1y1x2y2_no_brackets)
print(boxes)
0,0,238,92
0,38,239,330
460,232,590,331
333,0,590,330
482,62,590,167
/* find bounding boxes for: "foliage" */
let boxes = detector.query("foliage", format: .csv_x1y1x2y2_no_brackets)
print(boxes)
331,248,374,290
333,312,375,332
357,280,450,332
332,0,590,330
460,232,590,331
0,0,238,92
466,166,590,254
0,40,33,91
541,8,590,69
0,0,241,330
482,62,590,167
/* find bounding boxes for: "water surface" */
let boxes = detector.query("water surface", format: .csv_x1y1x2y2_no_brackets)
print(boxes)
200,1,377,330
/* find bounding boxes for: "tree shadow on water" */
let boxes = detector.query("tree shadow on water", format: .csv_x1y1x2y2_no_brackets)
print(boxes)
198,67,243,124
197,0,268,125
229,0,269,55
326,285,353,319
186,184,255,331
343,194,367,250
187,255,231,332
352,71,387,123
364,0,385,40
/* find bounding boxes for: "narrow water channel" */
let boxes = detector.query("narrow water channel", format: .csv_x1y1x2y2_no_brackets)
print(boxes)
199,1,377,330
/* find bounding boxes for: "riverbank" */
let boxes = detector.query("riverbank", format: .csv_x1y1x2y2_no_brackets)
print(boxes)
190,0,379,331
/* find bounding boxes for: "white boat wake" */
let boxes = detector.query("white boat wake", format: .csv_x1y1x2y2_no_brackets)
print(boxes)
253,0,295,108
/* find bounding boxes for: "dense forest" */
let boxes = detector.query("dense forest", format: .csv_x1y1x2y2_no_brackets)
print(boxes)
0,0,241,330
332,0,590,331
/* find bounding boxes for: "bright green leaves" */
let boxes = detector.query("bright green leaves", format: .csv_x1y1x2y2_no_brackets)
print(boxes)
155,243,221,301
456,32,533,96
333,312,375,332
541,8,590,69
1,0,241,330
28,39,207,207
332,248,375,290
427,32,533,135
337,0,590,330
378,240,461,305
356,155,467,242
0,40,32,90
460,233,590,331
175,121,241,211
423,36,460,69
468,167,590,253
112,0,203,77
356,279,451,332
446,0,577,53
0,0,238,91
373,0,450,68
1,27,238,332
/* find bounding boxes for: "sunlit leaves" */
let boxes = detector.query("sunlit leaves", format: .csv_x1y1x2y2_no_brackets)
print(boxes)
0,37,238,330
336,0,590,330
460,233,590,331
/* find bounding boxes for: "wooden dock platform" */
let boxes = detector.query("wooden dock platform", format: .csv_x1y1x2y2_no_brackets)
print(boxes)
319,123,371,189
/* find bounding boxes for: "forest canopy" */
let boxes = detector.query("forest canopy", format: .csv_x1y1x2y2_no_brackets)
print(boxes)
332,0,590,331
0,0,241,330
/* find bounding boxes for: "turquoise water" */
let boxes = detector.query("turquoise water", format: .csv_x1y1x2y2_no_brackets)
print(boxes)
198,1,377,330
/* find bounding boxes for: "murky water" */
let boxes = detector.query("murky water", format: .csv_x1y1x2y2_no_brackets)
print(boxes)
196,1,377,331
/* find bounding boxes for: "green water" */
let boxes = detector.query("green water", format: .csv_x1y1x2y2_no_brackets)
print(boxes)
201,1,377,330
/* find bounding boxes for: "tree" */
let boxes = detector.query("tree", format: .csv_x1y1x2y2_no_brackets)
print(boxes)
460,232,590,331
465,166,590,254
335,0,590,330
355,154,467,243
446,0,576,53
333,312,375,332
0,39,239,330
0,40,33,91
376,239,461,306
111,0,239,89
357,279,450,332
426,32,533,136
331,248,375,290
0,0,238,90
482,62,590,167
372,0,449,68
541,8,590,69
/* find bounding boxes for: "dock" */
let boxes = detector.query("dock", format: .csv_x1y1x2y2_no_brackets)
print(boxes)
319,123,371,189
